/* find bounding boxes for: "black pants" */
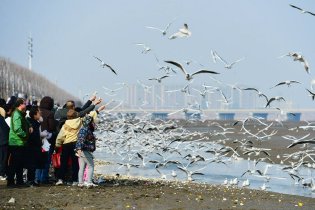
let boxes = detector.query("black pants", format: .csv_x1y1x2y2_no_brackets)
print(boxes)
7,146,25,185
58,142,79,182
25,146,42,183
0,145,8,176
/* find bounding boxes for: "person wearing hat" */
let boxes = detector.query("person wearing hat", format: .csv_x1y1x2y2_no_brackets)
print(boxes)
55,105,105,186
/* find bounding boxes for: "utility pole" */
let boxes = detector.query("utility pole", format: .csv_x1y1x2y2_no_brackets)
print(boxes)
28,33,33,70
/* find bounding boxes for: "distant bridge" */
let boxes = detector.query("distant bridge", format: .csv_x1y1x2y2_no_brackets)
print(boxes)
106,108,315,121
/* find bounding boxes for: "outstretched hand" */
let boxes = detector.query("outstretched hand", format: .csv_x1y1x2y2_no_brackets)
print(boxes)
97,105,106,112
93,97,102,105
89,95,97,102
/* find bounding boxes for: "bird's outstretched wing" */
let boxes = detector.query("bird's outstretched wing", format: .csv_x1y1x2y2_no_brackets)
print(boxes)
289,4,303,11
259,94,268,103
148,78,157,81
137,152,143,160
104,64,117,75
93,56,103,63
146,26,164,32
164,60,187,75
256,170,263,176
265,98,275,108
191,172,204,176
177,166,188,175
272,82,286,88
242,87,259,92
306,11,315,16
191,70,220,77
210,50,217,63
213,52,228,65
160,75,169,80
229,58,245,67
290,4,315,16
303,59,310,74
241,170,250,177
287,139,315,148
306,89,315,100
291,80,301,84
164,20,174,32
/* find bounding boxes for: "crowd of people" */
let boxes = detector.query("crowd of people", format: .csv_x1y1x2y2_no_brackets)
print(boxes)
0,94,105,188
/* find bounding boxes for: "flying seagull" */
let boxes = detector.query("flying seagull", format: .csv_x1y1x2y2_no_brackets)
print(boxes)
306,89,315,100
289,4,315,16
287,139,315,148
271,80,301,88
148,75,170,83
146,18,176,36
135,43,151,54
211,50,244,69
242,87,269,102
279,52,310,74
169,23,192,39
93,56,117,75
164,60,219,81
265,96,285,108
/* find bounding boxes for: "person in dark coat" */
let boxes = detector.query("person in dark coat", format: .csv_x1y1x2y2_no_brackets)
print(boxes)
0,112,9,180
38,96,57,183
25,106,43,186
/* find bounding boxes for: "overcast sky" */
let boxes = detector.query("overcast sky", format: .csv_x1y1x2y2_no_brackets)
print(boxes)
1,0,315,108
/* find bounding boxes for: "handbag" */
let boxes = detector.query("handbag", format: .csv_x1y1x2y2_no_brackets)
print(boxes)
52,148,62,168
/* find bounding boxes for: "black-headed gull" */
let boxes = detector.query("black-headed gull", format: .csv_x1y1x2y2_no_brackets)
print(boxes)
93,56,117,75
164,60,219,81
211,50,244,69
169,23,192,39
146,18,176,36
289,4,315,16
271,80,301,88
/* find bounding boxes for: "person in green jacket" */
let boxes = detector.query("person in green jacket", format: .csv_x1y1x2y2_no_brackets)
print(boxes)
7,98,33,187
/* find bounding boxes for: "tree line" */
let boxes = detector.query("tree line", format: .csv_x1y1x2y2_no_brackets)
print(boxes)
0,57,78,104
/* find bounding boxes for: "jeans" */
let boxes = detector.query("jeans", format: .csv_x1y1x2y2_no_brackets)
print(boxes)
35,150,49,183
78,150,94,184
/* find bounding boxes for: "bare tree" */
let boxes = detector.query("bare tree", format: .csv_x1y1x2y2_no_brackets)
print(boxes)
0,57,78,104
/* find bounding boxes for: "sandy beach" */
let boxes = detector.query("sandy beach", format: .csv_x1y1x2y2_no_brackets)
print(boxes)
1,176,315,210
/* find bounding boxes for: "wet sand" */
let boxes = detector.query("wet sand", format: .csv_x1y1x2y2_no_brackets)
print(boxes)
1,177,315,210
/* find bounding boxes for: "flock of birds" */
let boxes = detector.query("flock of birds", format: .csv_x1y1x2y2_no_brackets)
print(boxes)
94,110,315,194
87,4,315,195
90,4,315,114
